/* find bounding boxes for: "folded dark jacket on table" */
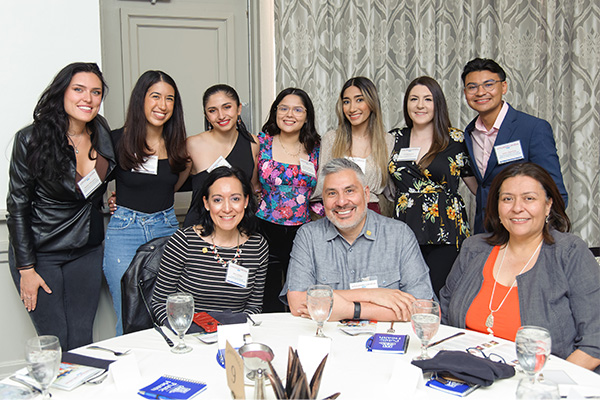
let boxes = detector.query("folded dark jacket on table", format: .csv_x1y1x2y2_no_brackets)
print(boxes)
412,350,515,386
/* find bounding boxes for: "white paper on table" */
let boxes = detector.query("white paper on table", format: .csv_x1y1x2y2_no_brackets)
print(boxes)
381,359,422,398
432,331,519,365
109,353,141,393
543,370,576,385
297,336,332,379
217,323,250,350
561,385,600,399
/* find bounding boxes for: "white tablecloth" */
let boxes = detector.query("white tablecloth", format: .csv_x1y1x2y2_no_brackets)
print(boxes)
7,313,600,399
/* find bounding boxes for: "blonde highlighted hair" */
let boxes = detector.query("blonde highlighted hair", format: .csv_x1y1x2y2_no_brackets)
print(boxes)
332,77,389,186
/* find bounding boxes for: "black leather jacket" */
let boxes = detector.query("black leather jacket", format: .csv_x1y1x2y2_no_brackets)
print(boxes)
7,118,116,268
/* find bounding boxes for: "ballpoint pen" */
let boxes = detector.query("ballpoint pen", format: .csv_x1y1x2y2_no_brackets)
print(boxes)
427,332,465,348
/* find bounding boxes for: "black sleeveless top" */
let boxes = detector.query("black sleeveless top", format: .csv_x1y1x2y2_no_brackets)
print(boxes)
183,132,254,227
111,128,179,214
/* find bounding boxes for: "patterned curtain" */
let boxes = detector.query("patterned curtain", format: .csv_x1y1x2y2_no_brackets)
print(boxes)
274,0,600,245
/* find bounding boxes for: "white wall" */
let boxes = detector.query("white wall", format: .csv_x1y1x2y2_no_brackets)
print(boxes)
0,0,117,377
0,0,276,378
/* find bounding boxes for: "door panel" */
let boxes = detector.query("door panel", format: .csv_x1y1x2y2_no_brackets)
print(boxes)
100,0,250,135
100,0,251,214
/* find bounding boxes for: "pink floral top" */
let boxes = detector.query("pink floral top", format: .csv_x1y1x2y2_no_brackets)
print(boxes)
256,131,319,226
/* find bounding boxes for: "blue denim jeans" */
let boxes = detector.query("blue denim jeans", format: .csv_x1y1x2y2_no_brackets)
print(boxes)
103,205,179,335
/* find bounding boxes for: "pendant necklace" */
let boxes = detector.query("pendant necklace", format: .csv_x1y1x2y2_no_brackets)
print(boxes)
278,135,301,157
485,240,543,335
66,128,88,155
210,233,242,267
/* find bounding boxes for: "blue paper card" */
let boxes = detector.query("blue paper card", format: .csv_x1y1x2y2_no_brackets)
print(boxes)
138,375,207,399
365,333,410,354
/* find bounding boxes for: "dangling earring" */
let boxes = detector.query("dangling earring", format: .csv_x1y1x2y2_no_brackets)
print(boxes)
545,215,549,224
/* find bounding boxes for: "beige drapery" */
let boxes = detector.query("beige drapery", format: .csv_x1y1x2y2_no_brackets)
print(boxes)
274,0,600,245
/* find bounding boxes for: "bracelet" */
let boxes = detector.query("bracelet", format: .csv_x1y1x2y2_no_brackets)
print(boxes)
353,301,361,320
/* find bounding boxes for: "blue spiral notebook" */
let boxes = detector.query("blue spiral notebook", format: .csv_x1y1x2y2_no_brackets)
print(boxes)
426,377,480,397
138,375,207,399
365,333,410,354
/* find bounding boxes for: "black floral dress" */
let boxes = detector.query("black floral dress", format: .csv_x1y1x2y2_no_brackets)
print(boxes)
388,127,473,248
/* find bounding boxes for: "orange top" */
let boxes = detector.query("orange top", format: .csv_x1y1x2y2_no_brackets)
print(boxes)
465,245,522,341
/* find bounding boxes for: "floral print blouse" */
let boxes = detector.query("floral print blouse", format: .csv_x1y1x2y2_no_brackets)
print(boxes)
388,127,473,247
256,131,319,226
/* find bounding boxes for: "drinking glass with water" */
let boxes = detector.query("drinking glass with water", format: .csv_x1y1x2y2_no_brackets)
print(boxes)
411,299,440,360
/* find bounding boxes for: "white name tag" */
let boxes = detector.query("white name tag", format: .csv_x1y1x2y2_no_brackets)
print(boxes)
494,140,524,164
345,156,367,174
77,169,102,199
207,155,232,173
225,262,249,288
349,279,379,289
396,147,420,162
300,158,317,178
132,155,158,175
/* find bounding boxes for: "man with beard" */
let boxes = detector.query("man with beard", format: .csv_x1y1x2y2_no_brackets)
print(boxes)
281,158,433,322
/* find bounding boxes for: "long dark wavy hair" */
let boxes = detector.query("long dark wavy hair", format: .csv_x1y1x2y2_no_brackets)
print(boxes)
261,88,320,153
196,166,258,237
27,62,108,180
484,162,570,245
119,70,187,172
403,76,451,169
202,84,255,143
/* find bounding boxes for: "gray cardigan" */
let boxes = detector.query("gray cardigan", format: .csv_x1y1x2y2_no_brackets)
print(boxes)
440,230,600,365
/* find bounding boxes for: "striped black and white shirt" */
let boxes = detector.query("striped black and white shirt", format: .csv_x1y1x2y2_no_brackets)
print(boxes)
152,226,269,324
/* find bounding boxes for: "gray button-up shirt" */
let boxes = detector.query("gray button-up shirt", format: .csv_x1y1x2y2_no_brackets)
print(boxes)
281,210,433,301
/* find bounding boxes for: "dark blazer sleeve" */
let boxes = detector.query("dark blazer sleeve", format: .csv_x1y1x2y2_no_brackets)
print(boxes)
6,128,36,268
522,117,568,207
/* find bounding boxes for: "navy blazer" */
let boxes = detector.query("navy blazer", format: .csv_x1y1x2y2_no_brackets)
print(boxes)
464,103,568,234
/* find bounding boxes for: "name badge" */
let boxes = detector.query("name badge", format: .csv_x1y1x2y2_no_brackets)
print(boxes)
300,158,316,178
207,155,232,173
78,169,102,199
345,156,367,174
132,155,158,175
494,140,524,164
349,279,378,290
396,147,420,162
225,262,249,288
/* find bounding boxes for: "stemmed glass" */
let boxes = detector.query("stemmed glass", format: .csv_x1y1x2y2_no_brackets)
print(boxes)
25,335,62,400
306,285,334,337
515,326,556,398
515,325,551,376
167,292,194,354
411,299,440,360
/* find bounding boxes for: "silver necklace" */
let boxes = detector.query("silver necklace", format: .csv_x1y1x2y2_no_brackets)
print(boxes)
66,128,88,155
485,240,543,335
277,135,301,157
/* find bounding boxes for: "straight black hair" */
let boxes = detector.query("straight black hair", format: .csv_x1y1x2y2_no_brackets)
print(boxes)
119,70,187,172
261,87,320,153
461,58,507,84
